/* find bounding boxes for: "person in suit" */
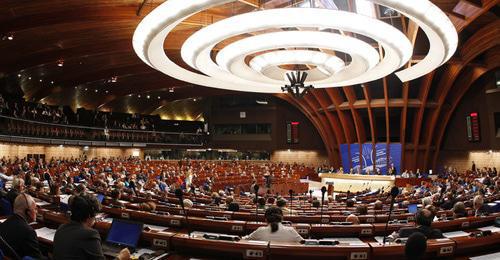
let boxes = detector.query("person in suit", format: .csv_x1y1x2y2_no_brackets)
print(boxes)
0,193,42,258
6,178,24,207
405,232,427,260
53,194,130,260
243,207,303,243
398,209,443,239
473,195,490,216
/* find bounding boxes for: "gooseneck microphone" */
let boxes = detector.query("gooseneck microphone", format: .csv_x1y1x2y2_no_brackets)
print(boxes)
383,186,400,245
289,189,294,216
175,188,191,236
254,184,260,219
320,186,327,224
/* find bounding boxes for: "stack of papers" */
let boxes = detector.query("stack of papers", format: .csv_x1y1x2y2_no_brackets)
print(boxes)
330,237,365,245
145,224,169,231
478,226,500,233
36,227,57,242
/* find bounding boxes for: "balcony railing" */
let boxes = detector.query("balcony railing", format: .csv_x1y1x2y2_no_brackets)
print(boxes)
0,115,204,146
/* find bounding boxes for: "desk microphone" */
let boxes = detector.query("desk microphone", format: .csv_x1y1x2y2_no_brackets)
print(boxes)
289,189,294,216
175,188,191,236
320,186,327,224
383,186,400,245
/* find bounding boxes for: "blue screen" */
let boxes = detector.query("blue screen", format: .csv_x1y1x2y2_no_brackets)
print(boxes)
340,144,350,172
408,204,418,214
389,143,402,175
350,144,360,173
106,219,143,248
96,194,105,204
375,143,388,174
361,143,373,174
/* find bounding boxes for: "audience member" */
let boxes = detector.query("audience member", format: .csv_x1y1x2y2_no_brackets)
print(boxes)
405,232,427,260
53,194,130,260
243,207,303,242
0,193,42,258
397,209,443,239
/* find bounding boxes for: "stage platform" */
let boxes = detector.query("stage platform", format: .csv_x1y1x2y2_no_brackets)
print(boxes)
318,173,395,193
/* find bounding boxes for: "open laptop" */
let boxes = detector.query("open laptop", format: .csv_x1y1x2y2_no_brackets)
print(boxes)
408,204,418,214
101,219,144,257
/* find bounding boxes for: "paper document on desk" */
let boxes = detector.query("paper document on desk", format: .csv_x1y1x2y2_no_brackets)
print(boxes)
36,227,57,242
374,236,385,244
478,226,500,233
145,224,169,231
35,201,51,207
443,231,470,238
0,219,6,223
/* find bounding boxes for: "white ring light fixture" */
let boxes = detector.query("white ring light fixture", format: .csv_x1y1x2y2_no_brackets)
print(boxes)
132,0,458,93
210,30,381,86
250,50,344,75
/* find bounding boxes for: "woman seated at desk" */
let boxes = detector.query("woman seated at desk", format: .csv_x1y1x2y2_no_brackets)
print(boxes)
243,207,303,243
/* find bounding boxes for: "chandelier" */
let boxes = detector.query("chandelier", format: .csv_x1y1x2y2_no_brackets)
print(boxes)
133,0,458,93
282,71,314,98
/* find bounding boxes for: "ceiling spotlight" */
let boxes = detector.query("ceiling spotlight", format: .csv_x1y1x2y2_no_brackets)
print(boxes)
57,59,64,67
110,76,118,83
138,94,141,98
74,86,78,89
128,94,133,97
50,81,54,84
105,90,109,93
6,32,14,41
17,74,21,78
28,77,32,80
281,70,314,98
157,96,161,99
168,88,174,93
193,98,197,102
39,79,43,82
147,95,150,99
95,89,98,93
85,88,88,91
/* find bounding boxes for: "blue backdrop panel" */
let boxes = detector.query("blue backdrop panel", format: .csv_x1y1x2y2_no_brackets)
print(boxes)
361,143,373,174
350,144,361,173
340,144,350,172
375,143,388,174
389,143,402,175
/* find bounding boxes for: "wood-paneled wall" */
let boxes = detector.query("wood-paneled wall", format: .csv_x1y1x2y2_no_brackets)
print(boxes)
0,143,143,160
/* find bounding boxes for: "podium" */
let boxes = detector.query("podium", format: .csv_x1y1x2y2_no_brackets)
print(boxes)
318,173,395,193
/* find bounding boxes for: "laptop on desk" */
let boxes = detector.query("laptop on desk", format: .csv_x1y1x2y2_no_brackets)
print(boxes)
102,219,144,257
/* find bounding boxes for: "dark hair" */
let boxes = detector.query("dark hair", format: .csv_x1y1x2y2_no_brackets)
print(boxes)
70,194,100,222
312,200,320,208
258,197,266,207
346,199,355,207
265,207,283,232
276,199,287,208
415,209,433,227
405,232,427,260
228,202,240,212
356,204,368,215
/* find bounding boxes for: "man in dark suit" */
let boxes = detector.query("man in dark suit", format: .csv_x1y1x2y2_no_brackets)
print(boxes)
398,209,443,239
0,193,42,258
53,194,130,260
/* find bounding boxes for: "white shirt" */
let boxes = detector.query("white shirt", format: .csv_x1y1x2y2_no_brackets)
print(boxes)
243,223,303,243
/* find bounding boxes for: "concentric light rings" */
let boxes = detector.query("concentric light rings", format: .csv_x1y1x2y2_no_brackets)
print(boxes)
183,8,412,89
250,50,344,75
132,0,458,93
214,31,377,85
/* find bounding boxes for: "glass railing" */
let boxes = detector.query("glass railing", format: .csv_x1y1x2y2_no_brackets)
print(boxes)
0,115,204,146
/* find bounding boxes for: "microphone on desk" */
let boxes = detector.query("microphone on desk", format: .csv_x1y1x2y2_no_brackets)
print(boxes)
175,188,191,236
320,186,327,224
289,189,294,216
383,186,400,245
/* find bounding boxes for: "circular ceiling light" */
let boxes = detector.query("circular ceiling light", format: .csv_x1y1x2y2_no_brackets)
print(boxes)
133,0,457,93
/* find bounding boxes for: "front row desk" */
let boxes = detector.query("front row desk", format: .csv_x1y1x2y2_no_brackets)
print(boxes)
34,207,500,260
